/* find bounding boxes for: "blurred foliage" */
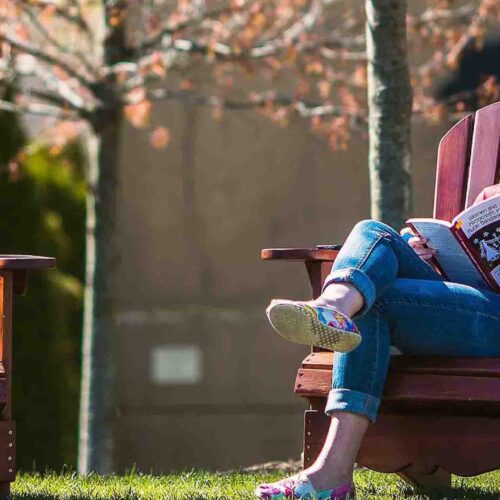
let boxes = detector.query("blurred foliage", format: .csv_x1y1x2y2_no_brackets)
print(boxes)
0,102,85,469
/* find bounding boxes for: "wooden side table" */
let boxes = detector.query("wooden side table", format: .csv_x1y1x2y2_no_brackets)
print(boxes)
0,256,56,497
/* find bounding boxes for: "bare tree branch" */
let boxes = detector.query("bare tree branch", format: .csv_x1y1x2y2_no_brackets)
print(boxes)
319,46,366,61
135,0,351,62
0,33,95,90
412,3,477,27
0,97,79,118
30,64,92,111
146,87,365,121
17,0,93,38
15,0,97,77
112,31,365,86
12,83,89,116
168,34,365,61
135,0,478,68
137,4,240,54
0,55,93,112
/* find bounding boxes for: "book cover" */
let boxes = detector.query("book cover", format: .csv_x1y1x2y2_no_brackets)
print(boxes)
406,194,500,291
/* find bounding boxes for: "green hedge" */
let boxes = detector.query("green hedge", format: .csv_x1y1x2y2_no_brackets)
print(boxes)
0,104,85,469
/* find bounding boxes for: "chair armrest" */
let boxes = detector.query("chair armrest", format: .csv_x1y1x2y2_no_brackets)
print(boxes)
0,255,56,270
261,247,340,262
0,256,55,295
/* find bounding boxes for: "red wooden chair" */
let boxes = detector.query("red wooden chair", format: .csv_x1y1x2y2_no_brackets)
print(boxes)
262,101,500,488
0,256,55,497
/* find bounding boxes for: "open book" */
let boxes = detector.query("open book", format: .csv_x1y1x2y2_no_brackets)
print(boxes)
407,194,500,291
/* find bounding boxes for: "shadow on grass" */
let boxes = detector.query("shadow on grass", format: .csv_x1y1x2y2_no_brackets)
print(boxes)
396,483,500,500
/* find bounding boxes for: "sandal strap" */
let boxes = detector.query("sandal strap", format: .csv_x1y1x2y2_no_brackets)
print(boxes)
255,475,354,499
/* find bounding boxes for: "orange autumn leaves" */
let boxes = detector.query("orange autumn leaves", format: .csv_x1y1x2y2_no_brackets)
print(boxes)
0,0,498,155
124,87,170,150
150,127,171,149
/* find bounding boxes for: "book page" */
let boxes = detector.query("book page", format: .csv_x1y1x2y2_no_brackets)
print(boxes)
453,194,500,286
408,219,488,288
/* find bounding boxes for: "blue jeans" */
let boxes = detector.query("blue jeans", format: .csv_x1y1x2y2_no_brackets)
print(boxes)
323,219,500,422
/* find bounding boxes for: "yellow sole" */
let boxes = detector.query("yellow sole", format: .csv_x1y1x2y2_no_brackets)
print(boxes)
266,302,361,353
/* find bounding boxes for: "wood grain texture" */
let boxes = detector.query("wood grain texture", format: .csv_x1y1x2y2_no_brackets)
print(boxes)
0,274,14,493
0,380,6,406
301,351,500,376
0,278,3,366
12,270,27,296
465,101,500,206
382,373,500,405
0,256,56,271
261,248,338,261
295,368,500,410
434,114,473,221
304,410,500,477
0,421,15,483
0,273,12,421
0,267,48,492
305,262,334,299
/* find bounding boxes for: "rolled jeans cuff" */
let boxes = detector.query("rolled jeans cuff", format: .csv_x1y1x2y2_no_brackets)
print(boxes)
321,268,376,317
325,388,380,423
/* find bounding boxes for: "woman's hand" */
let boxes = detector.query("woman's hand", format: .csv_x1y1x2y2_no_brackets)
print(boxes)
408,235,437,261
400,228,437,262
473,185,500,205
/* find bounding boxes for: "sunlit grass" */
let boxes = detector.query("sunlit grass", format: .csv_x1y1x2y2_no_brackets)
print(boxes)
11,469,500,499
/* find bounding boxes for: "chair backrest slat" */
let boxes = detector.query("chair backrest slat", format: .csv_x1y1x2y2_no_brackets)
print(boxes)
434,101,500,221
433,115,473,221
465,102,500,207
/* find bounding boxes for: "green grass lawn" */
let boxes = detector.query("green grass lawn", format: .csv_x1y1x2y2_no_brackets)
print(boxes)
10,469,500,499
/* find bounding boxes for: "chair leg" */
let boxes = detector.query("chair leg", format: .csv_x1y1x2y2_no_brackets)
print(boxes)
303,410,456,490
397,465,451,489
303,410,324,468
0,421,15,500
0,481,10,499
0,275,15,499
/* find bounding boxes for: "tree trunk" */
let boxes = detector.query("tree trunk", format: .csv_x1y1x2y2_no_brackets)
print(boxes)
365,0,413,229
77,4,127,474
78,112,121,474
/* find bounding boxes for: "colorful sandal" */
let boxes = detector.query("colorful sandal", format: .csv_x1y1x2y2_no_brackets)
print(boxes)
266,300,361,353
255,475,355,499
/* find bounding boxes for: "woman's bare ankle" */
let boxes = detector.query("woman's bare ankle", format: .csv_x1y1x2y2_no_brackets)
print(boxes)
303,463,353,491
311,283,364,317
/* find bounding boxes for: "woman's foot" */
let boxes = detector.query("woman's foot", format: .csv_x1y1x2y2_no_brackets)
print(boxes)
266,299,361,352
255,467,354,499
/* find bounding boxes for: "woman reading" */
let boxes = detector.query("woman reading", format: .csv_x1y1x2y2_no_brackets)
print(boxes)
255,185,500,500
